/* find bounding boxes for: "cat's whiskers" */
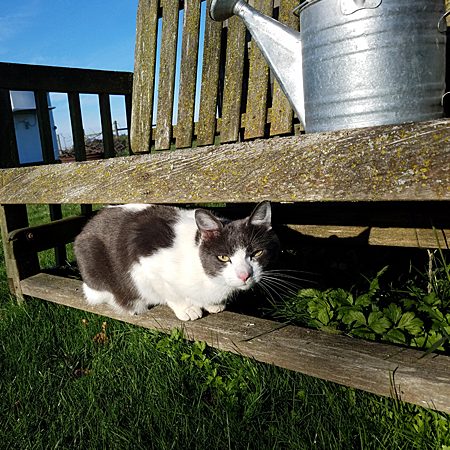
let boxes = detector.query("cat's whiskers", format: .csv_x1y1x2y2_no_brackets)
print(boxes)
255,279,282,304
255,266,317,303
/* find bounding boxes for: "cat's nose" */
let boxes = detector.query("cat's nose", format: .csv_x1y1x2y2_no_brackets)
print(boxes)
238,270,252,282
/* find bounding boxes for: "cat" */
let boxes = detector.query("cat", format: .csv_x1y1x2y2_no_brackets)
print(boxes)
74,201,280,321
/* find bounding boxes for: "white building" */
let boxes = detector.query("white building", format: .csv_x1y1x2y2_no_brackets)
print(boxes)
10,91,59,164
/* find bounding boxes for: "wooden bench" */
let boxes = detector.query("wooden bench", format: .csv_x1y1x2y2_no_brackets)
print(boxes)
1,0,450,413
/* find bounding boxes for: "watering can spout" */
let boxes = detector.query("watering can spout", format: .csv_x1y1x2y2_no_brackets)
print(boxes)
210,0,305,127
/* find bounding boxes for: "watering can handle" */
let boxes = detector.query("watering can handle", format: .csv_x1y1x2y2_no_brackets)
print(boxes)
438,11,449,32
294,0,382,16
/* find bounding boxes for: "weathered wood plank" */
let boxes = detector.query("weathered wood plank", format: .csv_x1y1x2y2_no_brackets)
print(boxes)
99,93,115,158
0,62,132,95
34,91,56,163
270,0,297,136
0,206,40,297
176,0,201,148
68,92,86,161
287,225,450,249
9,215,88,254
244,0,272,139
1,120,448,205
125,93,133,154
131,0,159,154
196,0,222,146
35,91,67,264
154,0,179,150
0,90,40,296
220,15,246,143
20,273,450,413
0,89,21,168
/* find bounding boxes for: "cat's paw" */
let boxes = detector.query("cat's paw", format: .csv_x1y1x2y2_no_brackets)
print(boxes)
172,305,203,321
204,304,226,314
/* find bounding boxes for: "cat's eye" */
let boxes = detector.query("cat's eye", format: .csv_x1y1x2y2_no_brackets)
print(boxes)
252,250,264,258
217,255,230,263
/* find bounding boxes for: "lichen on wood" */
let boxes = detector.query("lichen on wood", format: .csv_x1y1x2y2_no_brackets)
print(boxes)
0,120,449,205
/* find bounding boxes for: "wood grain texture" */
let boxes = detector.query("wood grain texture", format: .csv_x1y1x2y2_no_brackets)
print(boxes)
269,0,297,136
220,15,247,143
244,0,272,139
1,120,448,205
131,0,159,153
287,225,450,249
154,0,179,150
176,0,201,148
20,273,450,413
9,215,88,253
196,0,222,146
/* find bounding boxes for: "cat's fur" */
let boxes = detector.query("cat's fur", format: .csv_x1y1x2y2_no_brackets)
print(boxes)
74,202,280,321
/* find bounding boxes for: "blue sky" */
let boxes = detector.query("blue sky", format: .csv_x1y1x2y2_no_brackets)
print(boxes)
1,0,140,149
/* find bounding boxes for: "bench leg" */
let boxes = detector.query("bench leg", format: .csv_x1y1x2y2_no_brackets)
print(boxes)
0,205,40,299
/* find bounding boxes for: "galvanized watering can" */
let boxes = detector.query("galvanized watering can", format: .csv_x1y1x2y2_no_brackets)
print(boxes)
210,0,447,133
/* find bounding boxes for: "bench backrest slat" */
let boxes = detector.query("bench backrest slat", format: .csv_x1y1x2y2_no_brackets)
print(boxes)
196,0,222,146
34,91,56,163
0,89,20,168
244,0,273,140
67,92,87,161
155,0,179,150
219,15,247,143
131,0,159,153
99,94,116,158
176,0,202,149
270,0,298,136
131,0,299,152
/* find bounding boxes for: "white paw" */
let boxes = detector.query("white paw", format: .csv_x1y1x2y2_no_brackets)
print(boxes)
172,305,203,321
204,304,225,314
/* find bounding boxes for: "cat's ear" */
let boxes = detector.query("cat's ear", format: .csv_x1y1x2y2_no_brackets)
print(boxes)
195,209,223,240
249,201,272,229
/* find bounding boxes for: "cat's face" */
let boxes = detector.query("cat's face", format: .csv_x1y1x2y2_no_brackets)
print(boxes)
195,202,280,290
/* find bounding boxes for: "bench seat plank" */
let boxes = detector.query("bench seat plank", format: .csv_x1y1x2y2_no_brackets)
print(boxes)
1,120,448,205
20,272,450,414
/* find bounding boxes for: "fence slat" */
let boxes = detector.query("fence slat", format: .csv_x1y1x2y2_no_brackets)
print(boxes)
197,0,222,146
176,0,201,149
131,0,159,153
34,91,56,163
99,93,115,158
35,91,67,265
155,0,179,150
220,15,246,143
0,90,39,295
244,0,272,139
68,92,86,161
0,89,20,168
270,0,297,136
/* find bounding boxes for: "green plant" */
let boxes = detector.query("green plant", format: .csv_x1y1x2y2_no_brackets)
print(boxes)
273,256,450,353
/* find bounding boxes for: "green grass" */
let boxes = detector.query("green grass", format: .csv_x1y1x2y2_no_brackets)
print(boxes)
0,205,449,449
1,297,449,449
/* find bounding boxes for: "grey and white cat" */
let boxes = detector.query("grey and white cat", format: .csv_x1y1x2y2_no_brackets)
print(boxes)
74,202,280,321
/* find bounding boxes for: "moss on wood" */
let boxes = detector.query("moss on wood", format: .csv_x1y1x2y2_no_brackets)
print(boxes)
0,120,449,205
